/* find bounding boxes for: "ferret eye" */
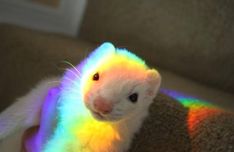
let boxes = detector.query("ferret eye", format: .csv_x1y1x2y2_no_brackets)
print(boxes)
93,72,99,81
128,93,138,103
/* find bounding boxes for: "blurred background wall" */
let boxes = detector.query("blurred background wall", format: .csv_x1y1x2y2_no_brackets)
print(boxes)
30,0,60,8
80,0,234,94
0,0,87,36
0,0,233,110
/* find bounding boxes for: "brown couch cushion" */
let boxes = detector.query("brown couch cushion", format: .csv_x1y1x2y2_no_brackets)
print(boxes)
80,0,234,93
130,92,234,152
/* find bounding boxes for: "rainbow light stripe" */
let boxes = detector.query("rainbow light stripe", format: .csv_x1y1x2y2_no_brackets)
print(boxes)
160,88,223,135
25,42,150,152
79,43,148,100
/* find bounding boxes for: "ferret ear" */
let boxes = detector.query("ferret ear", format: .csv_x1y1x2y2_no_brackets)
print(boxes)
95,42,116,54
89,42,116,60
146,69,161,97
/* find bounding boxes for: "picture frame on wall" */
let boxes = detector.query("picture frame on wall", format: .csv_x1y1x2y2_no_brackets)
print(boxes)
0,0,87,36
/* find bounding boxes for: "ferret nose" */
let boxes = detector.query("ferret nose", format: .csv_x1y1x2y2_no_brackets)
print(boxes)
93,96,112,114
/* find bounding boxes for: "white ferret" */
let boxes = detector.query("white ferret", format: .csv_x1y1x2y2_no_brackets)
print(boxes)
0,42,161,152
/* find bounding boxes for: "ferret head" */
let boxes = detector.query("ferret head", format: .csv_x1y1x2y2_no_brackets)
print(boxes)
78,43,161,122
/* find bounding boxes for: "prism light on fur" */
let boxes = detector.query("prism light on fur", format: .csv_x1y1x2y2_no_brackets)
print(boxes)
23,42,161,152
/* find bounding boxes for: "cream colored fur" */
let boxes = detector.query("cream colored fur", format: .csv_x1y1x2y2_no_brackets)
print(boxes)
0,78,60,152
0,69,161,152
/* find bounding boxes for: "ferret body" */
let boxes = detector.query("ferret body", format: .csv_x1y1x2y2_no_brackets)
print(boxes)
0,43,161,152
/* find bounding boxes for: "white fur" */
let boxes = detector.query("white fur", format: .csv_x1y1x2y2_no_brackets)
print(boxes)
0,71,161,152
0,77,60,152
87,70,161,151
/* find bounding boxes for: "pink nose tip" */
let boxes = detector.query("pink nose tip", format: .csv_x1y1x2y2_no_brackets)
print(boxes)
93,96,112,114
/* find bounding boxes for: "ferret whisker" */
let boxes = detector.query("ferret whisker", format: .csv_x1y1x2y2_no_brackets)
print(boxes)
57,67,81,79
65,68,81,79
63,77,80,87
61,60,82,76
63,88,81,94
46,81,61,85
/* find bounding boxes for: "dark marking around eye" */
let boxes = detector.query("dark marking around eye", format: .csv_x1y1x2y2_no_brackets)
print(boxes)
93,72,99,81
128,93,138,103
